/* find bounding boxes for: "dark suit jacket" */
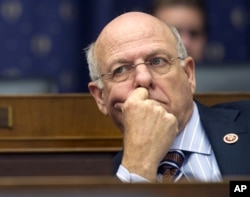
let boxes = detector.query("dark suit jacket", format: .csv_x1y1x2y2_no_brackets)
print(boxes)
113,100,250,177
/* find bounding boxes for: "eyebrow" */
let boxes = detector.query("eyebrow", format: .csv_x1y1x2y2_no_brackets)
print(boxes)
146,48,173,59
108,48,173,67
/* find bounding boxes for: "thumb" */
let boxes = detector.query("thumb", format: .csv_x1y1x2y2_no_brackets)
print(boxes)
114,88,149,112
128,87,149,101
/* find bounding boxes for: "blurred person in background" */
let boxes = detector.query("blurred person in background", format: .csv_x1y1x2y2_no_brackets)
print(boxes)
150,0,208,63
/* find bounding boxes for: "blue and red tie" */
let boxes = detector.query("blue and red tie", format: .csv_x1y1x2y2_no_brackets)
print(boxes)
158,150,186,182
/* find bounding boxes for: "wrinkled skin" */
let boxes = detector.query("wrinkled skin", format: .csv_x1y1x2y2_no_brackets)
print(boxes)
88,12,196,181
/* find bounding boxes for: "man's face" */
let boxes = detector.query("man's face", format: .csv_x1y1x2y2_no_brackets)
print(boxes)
155,5,206,62
89,13,196,132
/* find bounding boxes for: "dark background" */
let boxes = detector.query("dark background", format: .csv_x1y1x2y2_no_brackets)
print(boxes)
0,0,249,93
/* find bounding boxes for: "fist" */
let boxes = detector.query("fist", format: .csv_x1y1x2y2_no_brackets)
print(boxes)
121,87,178,181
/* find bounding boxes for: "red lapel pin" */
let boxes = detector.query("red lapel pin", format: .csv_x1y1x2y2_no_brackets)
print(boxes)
223,133,238,144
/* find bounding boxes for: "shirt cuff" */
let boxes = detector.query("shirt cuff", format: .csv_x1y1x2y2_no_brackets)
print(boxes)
116,165,151,183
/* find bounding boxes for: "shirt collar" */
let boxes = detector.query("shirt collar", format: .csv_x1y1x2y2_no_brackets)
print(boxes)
170,102,212,155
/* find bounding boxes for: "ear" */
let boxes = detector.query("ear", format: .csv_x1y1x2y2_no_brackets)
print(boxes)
88,81,108,116
183,57,196,94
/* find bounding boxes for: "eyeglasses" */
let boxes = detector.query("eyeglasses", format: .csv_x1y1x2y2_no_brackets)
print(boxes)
96,56,183,83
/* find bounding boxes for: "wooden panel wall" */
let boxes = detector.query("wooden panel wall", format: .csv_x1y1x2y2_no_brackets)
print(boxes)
0,93,249,176
0,94,121,152
0,93,250,152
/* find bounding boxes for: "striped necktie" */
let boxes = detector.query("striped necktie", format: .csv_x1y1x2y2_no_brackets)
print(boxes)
158,150,186,182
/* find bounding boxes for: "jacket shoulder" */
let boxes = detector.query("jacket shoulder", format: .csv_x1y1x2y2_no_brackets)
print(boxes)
212,100,250,111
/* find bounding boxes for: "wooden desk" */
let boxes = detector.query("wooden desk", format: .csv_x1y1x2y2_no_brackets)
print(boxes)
0,93,249,152
0,94,121,152
0,176,230,197
0,93,249,176
0,94,120,176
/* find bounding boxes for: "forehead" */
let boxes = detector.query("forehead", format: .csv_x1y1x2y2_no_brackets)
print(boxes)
95,13,177,66
156,6,204,28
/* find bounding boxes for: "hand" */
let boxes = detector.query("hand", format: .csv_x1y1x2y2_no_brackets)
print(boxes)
120,87,178,182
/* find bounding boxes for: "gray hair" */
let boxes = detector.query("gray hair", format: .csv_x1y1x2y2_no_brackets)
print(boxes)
85,25,188,88
84,42,104,88
169,25,188,65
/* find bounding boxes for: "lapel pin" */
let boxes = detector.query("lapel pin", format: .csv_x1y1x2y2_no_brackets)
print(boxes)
223,133,238,144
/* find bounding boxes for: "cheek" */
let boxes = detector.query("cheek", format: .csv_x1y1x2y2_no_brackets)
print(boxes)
103,83,132,130
176,71,193,95
104,83,131,112
157,70,191,106
158,72,183,93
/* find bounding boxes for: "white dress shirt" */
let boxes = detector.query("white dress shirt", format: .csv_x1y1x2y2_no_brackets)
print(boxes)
116,102,222,183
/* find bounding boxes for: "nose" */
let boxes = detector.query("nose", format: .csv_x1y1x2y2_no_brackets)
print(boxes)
133,63,153,88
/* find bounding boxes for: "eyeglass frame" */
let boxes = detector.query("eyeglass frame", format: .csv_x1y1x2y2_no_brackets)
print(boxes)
95,56,184,83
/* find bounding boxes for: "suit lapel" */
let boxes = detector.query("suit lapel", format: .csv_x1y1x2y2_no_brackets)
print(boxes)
196,101,248,176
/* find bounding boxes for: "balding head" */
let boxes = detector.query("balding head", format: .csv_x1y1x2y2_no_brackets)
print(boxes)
95,12,176,66
97,12,173,44
86,12,188,84
86,11,195,134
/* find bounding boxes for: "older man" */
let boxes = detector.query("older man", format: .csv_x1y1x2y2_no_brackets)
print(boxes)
85,12,250,183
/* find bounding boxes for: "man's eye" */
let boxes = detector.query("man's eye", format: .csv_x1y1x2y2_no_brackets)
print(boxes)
149,57,166,66
113,65,129,75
